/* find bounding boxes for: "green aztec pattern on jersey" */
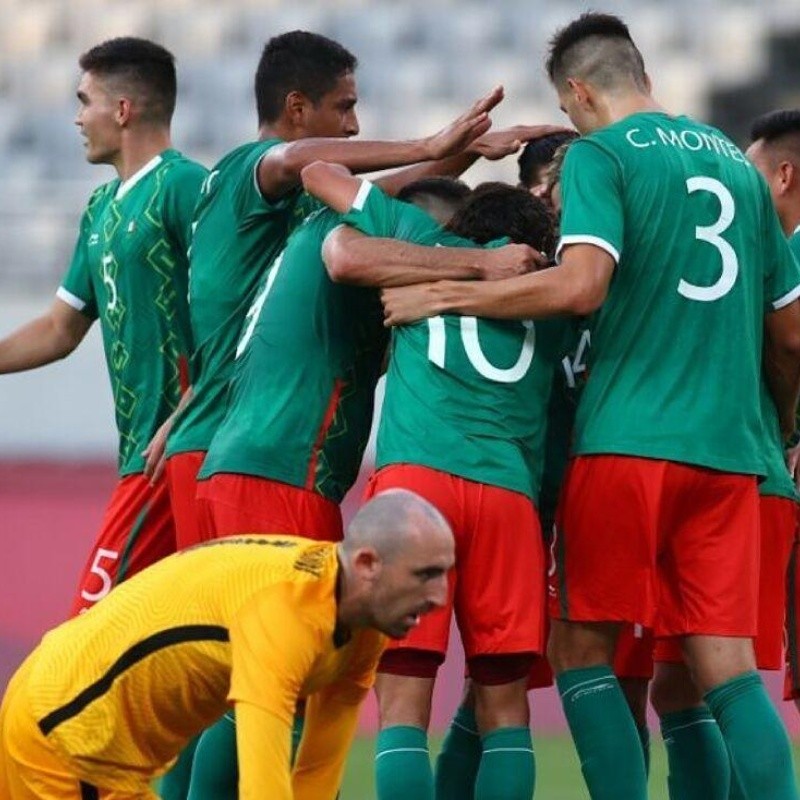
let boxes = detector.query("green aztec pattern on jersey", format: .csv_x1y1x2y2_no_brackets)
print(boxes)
60,150,206,475
166,139,320,457
335,184,568,499
199,190,399,502
559,112,800,475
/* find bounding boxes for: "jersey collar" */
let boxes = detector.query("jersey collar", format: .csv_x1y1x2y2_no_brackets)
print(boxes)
115,154,163,201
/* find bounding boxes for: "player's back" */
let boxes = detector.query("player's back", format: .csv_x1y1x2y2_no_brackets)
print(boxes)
201,207,388,502
563,112,795,475
24,536,339,791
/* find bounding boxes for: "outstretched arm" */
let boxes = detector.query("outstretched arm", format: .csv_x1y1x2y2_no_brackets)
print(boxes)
381,243,615,325
764,298,800,439
257,86,503,199
0,296,92,373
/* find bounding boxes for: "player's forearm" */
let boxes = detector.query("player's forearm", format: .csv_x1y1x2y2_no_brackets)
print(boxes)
374,151,479,197
0,315,82,373
324,236,483,288
236,702,294,800
764,346,800,439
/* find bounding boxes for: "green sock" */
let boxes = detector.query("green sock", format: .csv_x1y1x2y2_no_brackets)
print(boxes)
159,734,200,800
186,712,238,800
557,666,648,800
375,725,433,800
636,723,651,777
474,727,535,800
660,706,730,800
291,714,304,764
706,672,799,800
434,704,482,800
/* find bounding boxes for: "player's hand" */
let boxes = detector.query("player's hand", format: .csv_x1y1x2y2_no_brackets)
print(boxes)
479,243,548,280
142,418,172,485
787,443,800,490
382,282,449,326
424,86,504,161
469,124,575,161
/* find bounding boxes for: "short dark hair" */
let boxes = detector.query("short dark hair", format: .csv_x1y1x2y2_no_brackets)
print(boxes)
448,182,555,255
751,109,800,145
546,13,647,92
79,37,176,125
255,31,357,125
397,177,471,224
518,132,579,187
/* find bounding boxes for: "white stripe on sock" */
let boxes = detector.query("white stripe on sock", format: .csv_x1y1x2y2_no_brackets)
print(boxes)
560,674,614,700
375,747,429,760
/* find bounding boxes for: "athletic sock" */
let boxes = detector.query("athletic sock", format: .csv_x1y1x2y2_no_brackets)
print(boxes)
434,703,482,800
375,725,434,800
159,734,200,800
474,727,535,800
660,706,730,800
705,671,799,800
291,714,304,764
186,713,239,800
557,666,648,800
636,722,651,777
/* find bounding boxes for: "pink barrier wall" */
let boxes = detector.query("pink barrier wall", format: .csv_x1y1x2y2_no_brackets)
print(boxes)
1,460,796,736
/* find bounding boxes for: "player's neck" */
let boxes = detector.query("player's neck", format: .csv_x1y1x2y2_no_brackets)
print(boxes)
112,128,172,181
599,92,666,128
334,554,371,631
781,205,800,238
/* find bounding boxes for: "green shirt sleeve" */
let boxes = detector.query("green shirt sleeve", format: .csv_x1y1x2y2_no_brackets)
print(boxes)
58,198,99,320
163,161,208,258
558,139,625,264
764,189,800,310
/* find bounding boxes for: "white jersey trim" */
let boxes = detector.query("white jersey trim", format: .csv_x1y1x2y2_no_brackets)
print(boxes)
556,235,620,265
56,286,87,311
794,224,800,237
772,282,800,310
350,180,374,212
115,155,163,201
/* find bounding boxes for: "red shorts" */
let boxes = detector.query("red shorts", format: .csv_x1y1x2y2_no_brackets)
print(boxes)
70,474,176,616
165,451,206,549
196,473,343,542
785,524,800,699
366,464,545,664
549,455,759,639
655,493,796,669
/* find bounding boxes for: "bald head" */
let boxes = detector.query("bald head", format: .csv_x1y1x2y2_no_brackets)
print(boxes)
343,489,452,562
547,13,648,94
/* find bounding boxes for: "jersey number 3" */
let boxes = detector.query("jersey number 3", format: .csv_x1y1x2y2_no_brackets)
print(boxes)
678,176,738,303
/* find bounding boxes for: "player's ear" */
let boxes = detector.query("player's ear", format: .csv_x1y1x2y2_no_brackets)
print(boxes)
285,91,311,128
116,96,133,128
779,160,796,194
352,547,382,580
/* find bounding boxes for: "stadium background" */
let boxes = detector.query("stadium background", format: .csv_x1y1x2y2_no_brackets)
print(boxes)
1,0,800,795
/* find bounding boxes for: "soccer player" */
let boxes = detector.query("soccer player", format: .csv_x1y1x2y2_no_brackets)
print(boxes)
152,30,518,546
380,13,800,800
747,109,800,716
0,490,453,800
517,130,578,198
301,167,561,800
0,38,206,615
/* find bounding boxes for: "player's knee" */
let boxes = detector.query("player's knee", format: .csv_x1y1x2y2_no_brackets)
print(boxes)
470,656,533,732
546,620,618,675
375,650,439,729
650,662,703,716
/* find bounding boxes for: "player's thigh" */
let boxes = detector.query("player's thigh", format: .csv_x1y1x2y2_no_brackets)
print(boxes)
71,475,176,614
549,455,660,626
657,465,759,639
456,485,544,662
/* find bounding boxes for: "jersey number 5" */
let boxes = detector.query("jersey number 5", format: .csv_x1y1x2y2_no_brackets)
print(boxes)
678,176,738,303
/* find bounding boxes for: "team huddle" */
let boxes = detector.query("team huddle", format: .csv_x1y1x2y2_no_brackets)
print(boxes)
2,10,800,800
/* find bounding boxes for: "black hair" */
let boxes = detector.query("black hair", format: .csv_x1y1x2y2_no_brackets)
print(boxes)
397,177,471,206
79,37,176,125
750,109,800,144
255,31,357,125
517,131,579,188
546,12,647,92
448,182,555,255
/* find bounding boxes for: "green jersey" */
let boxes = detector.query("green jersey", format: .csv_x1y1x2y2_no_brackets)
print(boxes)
199,182,419,502
58,150,206,476
338,183,567,499
166,139,318,457
559,112,800,475
761,228,800,500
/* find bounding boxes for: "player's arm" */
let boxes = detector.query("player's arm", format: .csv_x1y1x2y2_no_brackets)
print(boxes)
235,701,294,800
374,124,573,197
142,386,194,482
0,296,92,373
291,682,366,800
381,243,614,325
257,86,502,199
764,298,800,439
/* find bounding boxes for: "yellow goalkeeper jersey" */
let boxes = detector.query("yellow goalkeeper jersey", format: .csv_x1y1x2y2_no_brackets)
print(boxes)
21,535,385,798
